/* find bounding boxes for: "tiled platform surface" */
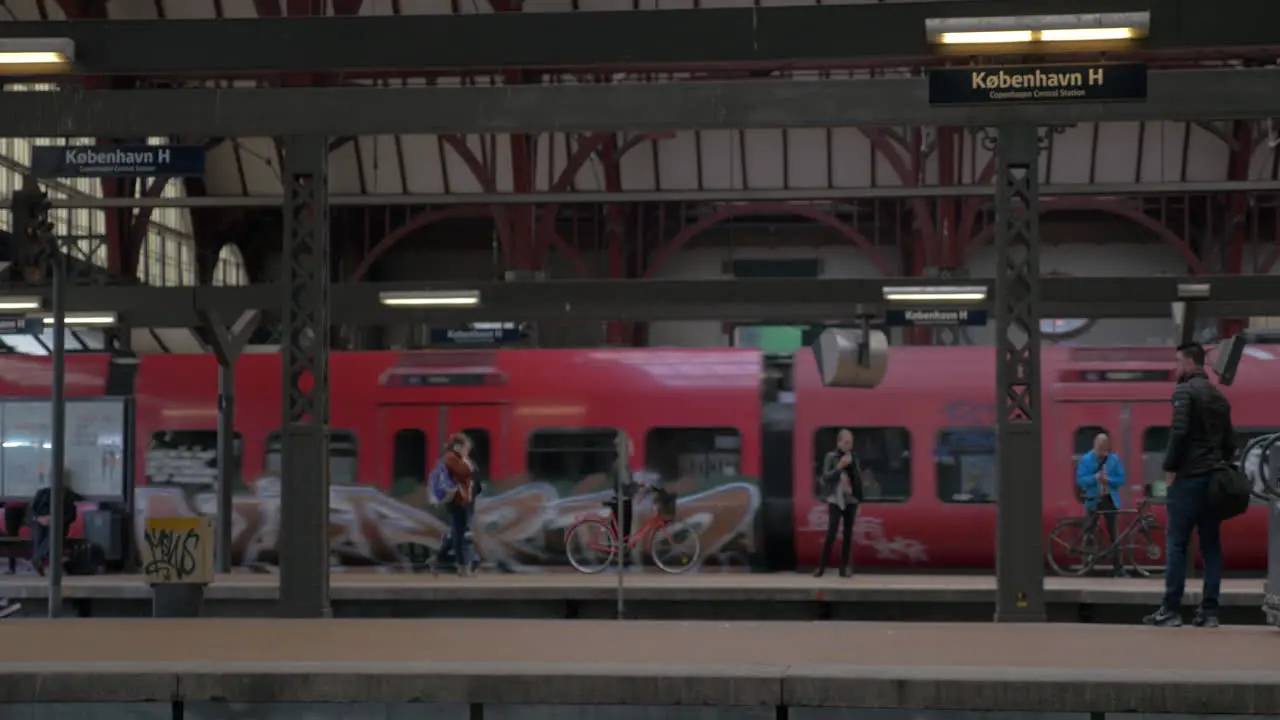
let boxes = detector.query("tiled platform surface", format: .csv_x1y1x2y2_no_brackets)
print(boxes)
0,619,1277,714
0,572,1264,605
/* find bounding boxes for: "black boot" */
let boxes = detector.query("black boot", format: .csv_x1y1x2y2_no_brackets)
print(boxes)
839,545,852,578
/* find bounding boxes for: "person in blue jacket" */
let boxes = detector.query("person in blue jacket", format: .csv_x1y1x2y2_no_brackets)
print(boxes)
1075,432,1127,577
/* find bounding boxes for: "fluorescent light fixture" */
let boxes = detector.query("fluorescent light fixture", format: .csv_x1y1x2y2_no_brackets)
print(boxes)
926,12,1149,46
42,312,117,326
0,296,42,312
938,30,1033,45
379,289,481,307
1176,283,1211,300
882,285,988,303
0,37,75,66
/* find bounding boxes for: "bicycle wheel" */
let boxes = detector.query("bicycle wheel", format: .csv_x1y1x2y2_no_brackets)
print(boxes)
565,519,618,574
1126,517,1166,578
650,523,700,574
1046,518,1099,576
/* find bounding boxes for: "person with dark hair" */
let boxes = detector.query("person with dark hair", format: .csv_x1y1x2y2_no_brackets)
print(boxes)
1145,342,1234,628
814,429,862,578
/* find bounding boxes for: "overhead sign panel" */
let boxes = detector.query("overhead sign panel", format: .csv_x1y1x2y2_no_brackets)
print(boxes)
885,309,988,327
30,144,206,178
929,63,1147,105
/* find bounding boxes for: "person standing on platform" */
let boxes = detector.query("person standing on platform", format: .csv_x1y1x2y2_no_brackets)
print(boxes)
431,434,477,577
814,429,862,578
1075,432,1128,577
1145,342,1234,628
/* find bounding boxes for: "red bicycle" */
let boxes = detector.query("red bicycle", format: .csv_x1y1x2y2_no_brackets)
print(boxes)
563,486,700,574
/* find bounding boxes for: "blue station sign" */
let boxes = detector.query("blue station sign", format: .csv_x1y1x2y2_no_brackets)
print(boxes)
30,144,206,178
429,322,527,346
885,309,988,327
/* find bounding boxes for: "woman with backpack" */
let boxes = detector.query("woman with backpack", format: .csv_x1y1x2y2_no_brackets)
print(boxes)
430,433,477,577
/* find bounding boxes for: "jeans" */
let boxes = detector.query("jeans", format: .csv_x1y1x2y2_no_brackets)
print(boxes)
1088,494,1122,570
1163,475,1222,612
444,503,471,568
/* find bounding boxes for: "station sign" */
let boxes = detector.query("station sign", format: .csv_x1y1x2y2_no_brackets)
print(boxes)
885,309,988,327
30,144,206,178
0,317,42,335
928,62,1147,105
429,322,527,346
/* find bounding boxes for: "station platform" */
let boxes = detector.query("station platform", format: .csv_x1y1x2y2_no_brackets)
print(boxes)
0,572,1266,623
0,618,1276,715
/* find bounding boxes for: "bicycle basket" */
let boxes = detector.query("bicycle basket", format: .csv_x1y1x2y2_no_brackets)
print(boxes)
657,491,678,520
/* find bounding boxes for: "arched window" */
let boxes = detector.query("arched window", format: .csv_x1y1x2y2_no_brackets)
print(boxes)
0,84,198,285
212,243,249,286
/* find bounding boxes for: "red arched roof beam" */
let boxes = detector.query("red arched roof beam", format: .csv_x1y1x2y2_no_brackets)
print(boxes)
962,197,1205,275
347,206,493,283
644,202,891,279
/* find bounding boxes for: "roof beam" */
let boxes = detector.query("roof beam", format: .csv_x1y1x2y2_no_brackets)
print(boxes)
3,0,1279,74
12,276,1280,327
5,70,1280,136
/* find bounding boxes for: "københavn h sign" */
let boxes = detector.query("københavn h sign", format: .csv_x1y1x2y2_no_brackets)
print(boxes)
29,144,206,179
928,62,1147,105
885,309,988,327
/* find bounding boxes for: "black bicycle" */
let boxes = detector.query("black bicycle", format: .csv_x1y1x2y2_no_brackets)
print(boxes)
1046,487,1166,577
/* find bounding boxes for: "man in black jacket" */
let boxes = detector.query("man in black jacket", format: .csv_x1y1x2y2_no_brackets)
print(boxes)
1144,342,1234,628
29,483,79,577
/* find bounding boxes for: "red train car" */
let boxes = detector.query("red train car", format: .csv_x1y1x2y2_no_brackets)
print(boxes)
1,343,1274,573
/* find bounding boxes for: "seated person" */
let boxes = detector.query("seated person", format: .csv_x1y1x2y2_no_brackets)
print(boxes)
1075,432,1127,577
29,483,80,577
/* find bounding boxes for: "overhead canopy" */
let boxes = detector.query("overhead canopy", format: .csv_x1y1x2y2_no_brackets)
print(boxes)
0,0,1275,74
4,276,1277,327
2,70,1278,136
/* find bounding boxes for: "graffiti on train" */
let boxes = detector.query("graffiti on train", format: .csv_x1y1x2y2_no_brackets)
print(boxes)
134,475,762,572
802,504,930,563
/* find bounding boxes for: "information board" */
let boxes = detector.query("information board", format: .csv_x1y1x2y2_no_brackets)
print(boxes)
0,399,126,499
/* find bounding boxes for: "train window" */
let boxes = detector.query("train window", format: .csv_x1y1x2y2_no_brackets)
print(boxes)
391,429,427,490
1144,425,1280,503
264,429,359,485
527,428,619,483
144,430,243,487
935,428,996,504
645,427,741,481
461,428,491,482
812,427,911,502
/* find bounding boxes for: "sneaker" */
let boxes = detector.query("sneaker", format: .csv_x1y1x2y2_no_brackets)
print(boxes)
1193,610,1220,628
0,600,20,618
1142,607,1183,627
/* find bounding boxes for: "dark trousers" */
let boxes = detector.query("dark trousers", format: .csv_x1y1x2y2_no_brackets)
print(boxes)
1163,475,1222,613
820,502,857,569
609,498,633,566
444,503,471,568
1089,494,1122,570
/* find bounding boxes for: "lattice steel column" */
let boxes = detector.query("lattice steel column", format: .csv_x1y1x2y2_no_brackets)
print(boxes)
279,135,331,618
993,124,1047,622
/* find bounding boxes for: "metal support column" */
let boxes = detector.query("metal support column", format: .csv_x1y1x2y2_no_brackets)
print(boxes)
199,310,262,574
278,135,332,618
1265,438,1280,626
48,233,66,618
993,124,1047,622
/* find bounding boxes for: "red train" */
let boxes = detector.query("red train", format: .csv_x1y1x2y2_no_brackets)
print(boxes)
0,343,1273,572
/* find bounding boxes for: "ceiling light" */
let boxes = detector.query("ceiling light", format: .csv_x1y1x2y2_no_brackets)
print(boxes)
0,296,43,312
937,30,1033,45
0,38,75,67
926,12,1149,47
882,285,989,303
43,312,117,326
379,290,481,307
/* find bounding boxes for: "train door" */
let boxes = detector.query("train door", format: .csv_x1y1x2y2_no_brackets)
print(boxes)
378,404,506,495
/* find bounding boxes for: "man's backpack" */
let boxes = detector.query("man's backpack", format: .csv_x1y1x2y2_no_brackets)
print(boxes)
428,460,456,506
